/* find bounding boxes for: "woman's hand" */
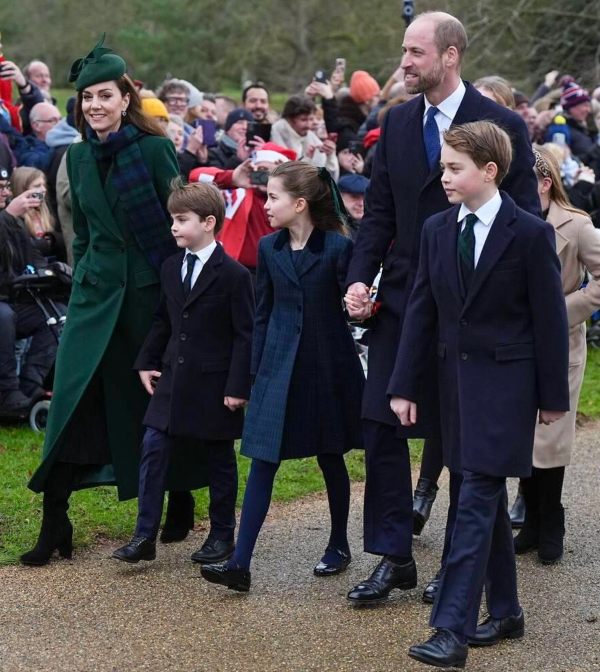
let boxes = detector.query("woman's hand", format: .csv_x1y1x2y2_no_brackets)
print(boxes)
5,189,44,218
187,127,208,163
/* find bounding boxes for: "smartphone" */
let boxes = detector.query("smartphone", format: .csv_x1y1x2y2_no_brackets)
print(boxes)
193,118,217,147
348,140,363,155
246,122,272,146
31,191,45,201
314,69,328,84
335,58,346,72
249,170,270,186
0,62,11,75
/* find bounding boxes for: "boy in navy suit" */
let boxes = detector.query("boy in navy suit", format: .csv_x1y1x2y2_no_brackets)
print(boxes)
113,181,254,565
388,121,569,668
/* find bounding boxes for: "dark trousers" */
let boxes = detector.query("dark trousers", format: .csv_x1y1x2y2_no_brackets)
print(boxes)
431,470,520,637
0,301,58,394
135,427,237,540
363,419,413,557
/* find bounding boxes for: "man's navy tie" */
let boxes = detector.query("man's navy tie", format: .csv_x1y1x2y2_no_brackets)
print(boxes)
458,213,478,291
182,253,198,297
423,106,441,170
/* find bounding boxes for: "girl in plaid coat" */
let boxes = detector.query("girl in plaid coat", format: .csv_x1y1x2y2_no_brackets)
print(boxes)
201,161,365,592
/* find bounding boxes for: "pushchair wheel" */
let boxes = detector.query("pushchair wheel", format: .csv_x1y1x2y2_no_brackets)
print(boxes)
29,399,51,432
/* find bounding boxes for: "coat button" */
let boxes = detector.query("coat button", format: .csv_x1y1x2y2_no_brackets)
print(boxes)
460,319,468,326
460,352,468,360
182,312,189,319
119,281,125,287
92,244,99,251
177,356,184,364
180,333,187,341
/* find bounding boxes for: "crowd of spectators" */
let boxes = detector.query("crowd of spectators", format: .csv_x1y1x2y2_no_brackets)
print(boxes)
2,46,600,415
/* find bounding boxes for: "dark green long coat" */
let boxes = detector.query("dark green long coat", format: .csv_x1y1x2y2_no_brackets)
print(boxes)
29,135,207,500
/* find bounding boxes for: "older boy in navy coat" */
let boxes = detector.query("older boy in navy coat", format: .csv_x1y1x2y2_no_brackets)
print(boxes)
113,181,254,565
388,121,569,669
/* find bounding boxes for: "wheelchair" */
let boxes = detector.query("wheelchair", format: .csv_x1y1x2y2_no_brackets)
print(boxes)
3,265,69,431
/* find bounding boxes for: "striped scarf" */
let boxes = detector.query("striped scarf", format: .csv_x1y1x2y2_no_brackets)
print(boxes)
87,124,176,270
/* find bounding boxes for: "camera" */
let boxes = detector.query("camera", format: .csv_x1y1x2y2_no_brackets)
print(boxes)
249,170,270,187
31,192,45,201
314,69,328,84
246,122,272,147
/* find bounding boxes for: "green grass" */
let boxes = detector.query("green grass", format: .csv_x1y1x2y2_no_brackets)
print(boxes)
579,346,600,418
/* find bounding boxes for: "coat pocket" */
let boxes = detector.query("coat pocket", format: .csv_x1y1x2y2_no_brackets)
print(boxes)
73,263,98,286
135,268,159,288
495,343,535,361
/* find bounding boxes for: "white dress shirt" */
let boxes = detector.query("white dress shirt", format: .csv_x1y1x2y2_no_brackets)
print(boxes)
457,191,503,267
181,240,218,289
423,80,467,146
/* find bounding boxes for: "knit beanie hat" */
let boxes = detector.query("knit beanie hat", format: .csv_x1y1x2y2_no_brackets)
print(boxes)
225,108,253,131
177,79,204,108
349,71,380,104
141,97,169,121
560,82,591,110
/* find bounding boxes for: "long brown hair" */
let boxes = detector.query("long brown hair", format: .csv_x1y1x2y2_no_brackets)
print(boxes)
10,167,55,236
270,162,346,234
534,145,589,217
76,73,166,139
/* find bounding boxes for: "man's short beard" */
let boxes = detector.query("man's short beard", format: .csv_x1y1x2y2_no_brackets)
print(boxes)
405,62,445,95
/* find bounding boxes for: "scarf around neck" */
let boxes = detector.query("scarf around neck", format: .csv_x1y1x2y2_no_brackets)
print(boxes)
87,124,176,270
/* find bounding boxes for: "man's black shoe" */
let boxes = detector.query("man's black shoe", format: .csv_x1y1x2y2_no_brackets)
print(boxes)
413,477,439,536
408,628,468,668
347,556,417,605
468,610,524,647
191,537,235,564
200,562,251,592
0,389,31,415
509,490,526,529
112,536,156,563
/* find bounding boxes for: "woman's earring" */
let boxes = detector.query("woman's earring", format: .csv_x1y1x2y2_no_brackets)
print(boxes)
122,109,127,117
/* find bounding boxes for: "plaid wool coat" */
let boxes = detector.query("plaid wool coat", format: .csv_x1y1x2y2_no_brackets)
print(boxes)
241,227,364,464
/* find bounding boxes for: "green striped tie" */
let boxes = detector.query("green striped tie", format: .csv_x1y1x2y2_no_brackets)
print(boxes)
458,213,477,290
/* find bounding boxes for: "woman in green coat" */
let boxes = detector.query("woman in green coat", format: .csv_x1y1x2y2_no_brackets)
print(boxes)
22,38,201,566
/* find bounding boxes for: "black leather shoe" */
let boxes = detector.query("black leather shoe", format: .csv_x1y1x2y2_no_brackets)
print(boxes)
314,547,351,576
160,491,195,543
413,478,439,536
509,490,526,529
347,556,417,605
468,610,525,647
408,628,468,668
112,536,156,563
191,537,235,564
422,570,441,604
200,562,251,592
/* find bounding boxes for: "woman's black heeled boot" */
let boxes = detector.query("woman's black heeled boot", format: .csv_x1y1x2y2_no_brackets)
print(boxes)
21,461,75,566
160,490,195,543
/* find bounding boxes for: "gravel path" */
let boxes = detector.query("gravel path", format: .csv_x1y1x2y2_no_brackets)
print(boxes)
1,422,599,671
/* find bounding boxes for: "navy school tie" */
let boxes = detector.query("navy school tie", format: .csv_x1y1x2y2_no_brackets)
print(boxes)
182,253,198,297
423,106,441,170
457,213,478,291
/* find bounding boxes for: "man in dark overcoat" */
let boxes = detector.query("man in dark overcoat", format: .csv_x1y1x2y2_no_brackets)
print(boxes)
344,10,541,604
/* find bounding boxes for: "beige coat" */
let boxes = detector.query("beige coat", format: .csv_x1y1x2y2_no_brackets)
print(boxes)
534,201,600,467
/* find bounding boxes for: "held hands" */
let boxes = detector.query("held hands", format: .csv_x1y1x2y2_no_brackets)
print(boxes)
538,410,566,425
224,396,248,411
344,282,373,320
139,370,161,395
390,397,417,426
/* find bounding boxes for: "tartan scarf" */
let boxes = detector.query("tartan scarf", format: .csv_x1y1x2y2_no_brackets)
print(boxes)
87,124,176,270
